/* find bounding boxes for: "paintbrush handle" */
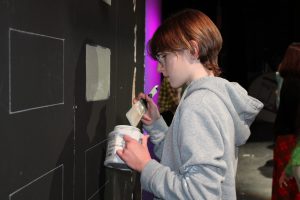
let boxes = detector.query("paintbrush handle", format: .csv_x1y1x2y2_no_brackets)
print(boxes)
141,85,159,107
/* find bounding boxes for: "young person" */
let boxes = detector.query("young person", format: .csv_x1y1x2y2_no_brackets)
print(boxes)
273,43,300,200
117,9,263,199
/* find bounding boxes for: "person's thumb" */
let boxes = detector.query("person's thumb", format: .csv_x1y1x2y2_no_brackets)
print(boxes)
116,149,124,159
123,135,133,142
145,95,154,106
141,135,150,147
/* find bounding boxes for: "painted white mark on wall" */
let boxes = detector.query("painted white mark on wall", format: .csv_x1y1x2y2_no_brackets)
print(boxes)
132,66,137,102
102,0,111,6
133,0,136,12
86,44,111,101
134,24,137,63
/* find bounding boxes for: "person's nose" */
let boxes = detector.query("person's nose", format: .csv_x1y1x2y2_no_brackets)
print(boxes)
157,63,167,76
157,63,165,74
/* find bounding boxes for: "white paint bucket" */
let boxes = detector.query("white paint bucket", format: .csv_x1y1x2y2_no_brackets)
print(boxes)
104,125,143,170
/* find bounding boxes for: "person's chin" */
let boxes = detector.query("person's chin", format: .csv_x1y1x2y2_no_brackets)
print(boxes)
170,82,181,89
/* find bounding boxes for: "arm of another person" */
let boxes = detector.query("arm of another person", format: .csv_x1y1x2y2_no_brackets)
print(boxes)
280,141,300,187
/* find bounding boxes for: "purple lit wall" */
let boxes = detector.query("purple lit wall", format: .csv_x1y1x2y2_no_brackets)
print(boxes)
143,3,162,199
144,0,161,103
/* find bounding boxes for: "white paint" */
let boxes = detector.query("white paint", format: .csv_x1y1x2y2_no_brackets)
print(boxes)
134,24,137,63
102,0,111,6
86,44,111,101
132,66,137,101
133,0,136,12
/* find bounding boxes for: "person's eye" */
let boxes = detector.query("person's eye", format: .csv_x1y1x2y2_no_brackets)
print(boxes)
156,52,170,63
157,55,165,62
160,54,167,60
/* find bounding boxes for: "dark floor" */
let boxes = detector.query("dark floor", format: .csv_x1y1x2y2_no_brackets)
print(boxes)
236,120,274,200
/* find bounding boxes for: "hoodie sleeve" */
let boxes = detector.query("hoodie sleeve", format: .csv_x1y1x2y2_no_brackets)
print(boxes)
143,116,169,159
141,93,227,199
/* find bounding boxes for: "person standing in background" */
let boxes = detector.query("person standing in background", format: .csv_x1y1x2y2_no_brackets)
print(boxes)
272,43,300,200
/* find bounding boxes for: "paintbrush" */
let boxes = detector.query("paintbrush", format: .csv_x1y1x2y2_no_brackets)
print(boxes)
126,85,159,127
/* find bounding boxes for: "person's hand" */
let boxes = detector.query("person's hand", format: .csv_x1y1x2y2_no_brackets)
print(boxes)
116,134,151,172
134,93,160,125
279,171,292,187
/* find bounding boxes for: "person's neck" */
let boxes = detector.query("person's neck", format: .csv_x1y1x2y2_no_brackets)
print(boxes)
189,62,214,81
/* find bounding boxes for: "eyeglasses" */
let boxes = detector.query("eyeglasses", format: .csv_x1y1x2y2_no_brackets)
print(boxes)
156,49,185,64
156,52,171,64
156,54,165,64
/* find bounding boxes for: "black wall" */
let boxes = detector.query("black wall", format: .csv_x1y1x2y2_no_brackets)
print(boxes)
0,0,145,200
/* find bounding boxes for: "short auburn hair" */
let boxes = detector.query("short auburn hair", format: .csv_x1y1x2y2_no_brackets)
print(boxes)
278,43,300,78
147,9,223,76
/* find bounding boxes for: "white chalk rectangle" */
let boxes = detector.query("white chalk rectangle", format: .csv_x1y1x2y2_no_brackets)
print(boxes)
9,28,64,114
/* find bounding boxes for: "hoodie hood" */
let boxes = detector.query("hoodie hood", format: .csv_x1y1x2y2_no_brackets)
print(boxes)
184,77,264,146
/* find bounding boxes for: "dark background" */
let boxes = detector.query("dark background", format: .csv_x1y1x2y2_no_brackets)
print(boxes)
162,0,300,89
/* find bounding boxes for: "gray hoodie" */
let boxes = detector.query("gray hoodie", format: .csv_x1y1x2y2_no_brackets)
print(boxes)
141,77,263,200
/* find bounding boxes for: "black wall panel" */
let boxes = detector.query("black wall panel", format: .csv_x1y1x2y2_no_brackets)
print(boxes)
0,0,145,199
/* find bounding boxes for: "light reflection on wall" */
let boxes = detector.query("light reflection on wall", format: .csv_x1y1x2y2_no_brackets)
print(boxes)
144,0,161,103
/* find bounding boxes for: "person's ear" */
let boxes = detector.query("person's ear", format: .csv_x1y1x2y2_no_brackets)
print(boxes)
189,40,199,59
